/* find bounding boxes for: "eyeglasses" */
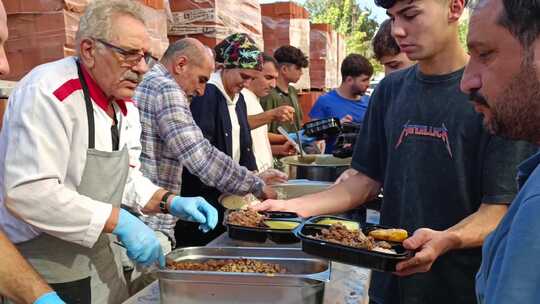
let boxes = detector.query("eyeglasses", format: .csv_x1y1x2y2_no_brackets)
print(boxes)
95,38,156,67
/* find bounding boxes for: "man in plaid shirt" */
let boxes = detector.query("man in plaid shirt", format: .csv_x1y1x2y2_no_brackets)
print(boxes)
133,38,283,248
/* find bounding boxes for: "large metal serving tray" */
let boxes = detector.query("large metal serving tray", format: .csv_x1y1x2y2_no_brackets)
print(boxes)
158,247,331,304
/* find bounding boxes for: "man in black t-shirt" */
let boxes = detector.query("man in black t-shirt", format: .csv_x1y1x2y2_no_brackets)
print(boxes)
253,0,537,303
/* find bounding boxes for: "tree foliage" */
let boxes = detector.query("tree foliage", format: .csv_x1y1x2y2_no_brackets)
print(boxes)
304,0,382,73
458,13,469,51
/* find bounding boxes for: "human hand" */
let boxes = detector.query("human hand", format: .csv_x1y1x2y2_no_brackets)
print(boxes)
33,292,66,304
249,198,307,216
258,169,288,185
113,209,165,268
272,141,297,156
287,130,316,144
258,185,278,200
340,115,353,124
272,106,295,122
394,228,458,276
169,196,218,233
334,168,359,185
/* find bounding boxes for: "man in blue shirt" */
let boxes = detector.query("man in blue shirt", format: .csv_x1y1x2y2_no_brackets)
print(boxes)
309,54,373,153
460,0,540,303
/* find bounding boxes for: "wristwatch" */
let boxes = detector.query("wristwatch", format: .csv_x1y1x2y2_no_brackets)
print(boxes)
254,179,265,198
160,191,174,214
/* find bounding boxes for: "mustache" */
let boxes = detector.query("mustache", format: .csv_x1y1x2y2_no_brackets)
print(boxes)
470,90,489,107
121,70,143,84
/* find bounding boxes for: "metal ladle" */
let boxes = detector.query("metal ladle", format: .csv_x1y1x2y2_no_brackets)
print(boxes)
277,126,316,164
292,125,316,164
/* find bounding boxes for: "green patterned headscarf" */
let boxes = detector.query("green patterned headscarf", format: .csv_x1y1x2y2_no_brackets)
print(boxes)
215,33,263,71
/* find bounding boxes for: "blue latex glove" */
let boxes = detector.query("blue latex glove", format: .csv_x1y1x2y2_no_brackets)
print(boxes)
170,196,218,233
113,209,165,268
33,292,66,304
288,130,316,144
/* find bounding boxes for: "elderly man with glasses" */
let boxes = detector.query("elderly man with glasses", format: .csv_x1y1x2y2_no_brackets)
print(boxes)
0,1,218,303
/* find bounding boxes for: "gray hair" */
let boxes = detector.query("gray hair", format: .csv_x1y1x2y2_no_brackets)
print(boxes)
76,0,146,52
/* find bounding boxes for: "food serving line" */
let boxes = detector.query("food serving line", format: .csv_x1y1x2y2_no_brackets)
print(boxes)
122,153,399,304
124,121,383,304
124,170,372,303
123,232,371,304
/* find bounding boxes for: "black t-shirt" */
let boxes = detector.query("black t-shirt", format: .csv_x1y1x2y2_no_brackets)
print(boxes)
352,65,536,304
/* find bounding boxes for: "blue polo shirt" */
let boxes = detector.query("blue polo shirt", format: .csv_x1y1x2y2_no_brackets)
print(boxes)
309,90,370,153
476,149,540,304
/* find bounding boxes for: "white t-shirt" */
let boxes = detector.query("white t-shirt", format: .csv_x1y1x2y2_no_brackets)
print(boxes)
209,72,241,163
242,88,273,171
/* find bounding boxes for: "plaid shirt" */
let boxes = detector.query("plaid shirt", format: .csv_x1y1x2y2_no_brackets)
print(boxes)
133,63,264,244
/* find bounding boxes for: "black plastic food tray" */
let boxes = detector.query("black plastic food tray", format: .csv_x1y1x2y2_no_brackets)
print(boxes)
302,118,341,139
224,210,301,244
341,121,363,134
293,216,413,272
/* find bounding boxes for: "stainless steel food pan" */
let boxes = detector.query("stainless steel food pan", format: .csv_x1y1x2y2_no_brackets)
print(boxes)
158,247,331,304
280,155,351,182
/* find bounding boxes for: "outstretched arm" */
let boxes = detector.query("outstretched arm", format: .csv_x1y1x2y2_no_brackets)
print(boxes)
0,229,55,303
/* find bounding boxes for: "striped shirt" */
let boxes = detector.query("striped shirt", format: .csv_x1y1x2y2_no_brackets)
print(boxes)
133,63,264,244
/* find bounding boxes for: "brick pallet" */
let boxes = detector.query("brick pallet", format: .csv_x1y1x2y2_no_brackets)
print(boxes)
298,91,324,124
4,0,165,12
4,0,168,81
310,23,338,90
167,0,263,49
336,33,347,85
261,1,310,91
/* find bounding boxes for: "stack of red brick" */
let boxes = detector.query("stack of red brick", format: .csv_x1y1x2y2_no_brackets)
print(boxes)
336,33,347,85
4,0,169,81
261,2,310,91
4,0,348,92
298,90,324,123
309,23,339,90
167,0,264,49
